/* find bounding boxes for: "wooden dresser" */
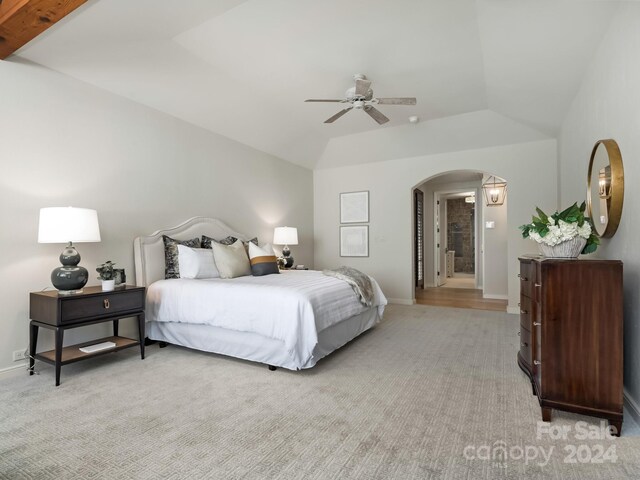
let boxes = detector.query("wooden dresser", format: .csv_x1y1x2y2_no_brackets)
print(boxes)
517,256,623,435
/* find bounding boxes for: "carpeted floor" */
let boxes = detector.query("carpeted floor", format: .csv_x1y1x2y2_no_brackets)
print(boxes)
1,304,639,479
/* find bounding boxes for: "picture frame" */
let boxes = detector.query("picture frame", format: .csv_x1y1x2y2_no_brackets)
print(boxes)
340,191,369,224
114,268,126,286
340,225,369,257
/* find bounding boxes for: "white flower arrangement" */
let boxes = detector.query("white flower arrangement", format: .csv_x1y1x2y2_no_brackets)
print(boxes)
519,202,599,254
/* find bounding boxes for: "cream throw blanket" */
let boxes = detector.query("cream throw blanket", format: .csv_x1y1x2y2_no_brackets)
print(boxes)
322,266,374,307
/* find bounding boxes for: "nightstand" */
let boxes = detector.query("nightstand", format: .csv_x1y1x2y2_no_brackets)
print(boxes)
29,285,146,386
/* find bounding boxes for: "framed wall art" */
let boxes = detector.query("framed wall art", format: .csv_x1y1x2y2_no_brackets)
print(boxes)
340,191,369,224
340,225,369,257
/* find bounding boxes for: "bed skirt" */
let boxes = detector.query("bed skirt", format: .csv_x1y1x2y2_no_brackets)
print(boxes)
146,307,381,370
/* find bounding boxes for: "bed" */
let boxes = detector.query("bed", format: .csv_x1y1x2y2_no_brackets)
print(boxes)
133,217,387,370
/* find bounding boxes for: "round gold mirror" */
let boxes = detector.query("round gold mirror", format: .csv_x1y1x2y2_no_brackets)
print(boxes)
586,139,624,238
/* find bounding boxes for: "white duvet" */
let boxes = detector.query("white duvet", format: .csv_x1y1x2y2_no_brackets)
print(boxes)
146,270,387,367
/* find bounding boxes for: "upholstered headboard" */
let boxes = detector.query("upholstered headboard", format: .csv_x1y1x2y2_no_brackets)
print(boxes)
133,217,248,287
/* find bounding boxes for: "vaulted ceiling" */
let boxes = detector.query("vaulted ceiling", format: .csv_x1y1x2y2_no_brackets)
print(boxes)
13,0,620,169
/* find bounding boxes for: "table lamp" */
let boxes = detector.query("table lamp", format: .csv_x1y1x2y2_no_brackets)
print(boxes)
38,207,101,294
273,226,298,269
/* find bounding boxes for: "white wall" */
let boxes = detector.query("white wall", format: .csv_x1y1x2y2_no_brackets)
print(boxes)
558,3,640,408
0,60,313,373
314,140,557,308
482,177,508,299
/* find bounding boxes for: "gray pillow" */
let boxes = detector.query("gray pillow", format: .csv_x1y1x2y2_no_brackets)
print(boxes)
163,235,201,279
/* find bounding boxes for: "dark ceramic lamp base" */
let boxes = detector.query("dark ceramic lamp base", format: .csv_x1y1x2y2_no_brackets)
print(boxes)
282,245,294,269
51,243,88,294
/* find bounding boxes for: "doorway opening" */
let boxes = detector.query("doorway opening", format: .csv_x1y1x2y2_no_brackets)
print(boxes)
440,190,477,289
412,171,508,312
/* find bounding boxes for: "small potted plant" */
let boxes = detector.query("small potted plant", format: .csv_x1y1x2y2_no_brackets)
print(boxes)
96,261,117,291
519,202,599,257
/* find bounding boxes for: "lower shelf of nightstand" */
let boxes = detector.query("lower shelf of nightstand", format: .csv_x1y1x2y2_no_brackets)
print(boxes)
36,336,139,365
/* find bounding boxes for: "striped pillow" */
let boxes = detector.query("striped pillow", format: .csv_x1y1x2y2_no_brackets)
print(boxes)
248,242,280,276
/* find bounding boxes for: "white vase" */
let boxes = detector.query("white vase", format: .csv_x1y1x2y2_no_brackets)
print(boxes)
101,279,115,291
539,237,587,258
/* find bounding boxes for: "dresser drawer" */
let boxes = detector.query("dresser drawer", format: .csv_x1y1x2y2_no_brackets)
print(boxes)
519,262,534,298
61,290,144,323
519,296,532,330
519,326,532,367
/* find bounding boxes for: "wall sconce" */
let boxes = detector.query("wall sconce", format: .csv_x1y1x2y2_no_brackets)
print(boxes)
598,165,612,199
464,195,475,204
482,176,507,207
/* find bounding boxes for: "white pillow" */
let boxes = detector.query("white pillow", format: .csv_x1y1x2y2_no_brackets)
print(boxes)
177,245,220,279
210,239,252,279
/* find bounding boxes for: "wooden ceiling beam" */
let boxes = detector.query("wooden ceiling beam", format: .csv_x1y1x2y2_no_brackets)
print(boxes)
0,0,88,60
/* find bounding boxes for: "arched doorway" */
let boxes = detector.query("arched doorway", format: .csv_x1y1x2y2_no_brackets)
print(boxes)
412,170,508,311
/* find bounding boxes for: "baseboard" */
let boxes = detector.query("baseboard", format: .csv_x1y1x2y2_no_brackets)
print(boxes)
483,293,508,300
0,362,27,379
624,389,640,427
387,298,416,306
506,306,520,315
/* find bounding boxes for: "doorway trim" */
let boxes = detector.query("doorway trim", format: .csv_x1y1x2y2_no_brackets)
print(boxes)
433,187,481,289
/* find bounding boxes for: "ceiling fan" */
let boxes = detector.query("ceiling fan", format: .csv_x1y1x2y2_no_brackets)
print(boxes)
305,74,416,125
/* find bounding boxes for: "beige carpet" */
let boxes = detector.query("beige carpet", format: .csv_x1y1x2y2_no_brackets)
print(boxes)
1,305,639,479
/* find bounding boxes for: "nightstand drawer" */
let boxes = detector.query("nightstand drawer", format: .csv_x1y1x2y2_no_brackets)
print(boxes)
61,290,144,323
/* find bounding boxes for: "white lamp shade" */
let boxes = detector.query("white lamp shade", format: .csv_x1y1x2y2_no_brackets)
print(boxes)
273,226,298,245
38,207,101,244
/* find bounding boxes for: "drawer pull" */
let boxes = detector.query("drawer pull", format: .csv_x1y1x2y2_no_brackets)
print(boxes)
520,309,528,314
534,360,541,366
103,299,110,309
533,321,541,326
535,283,541,288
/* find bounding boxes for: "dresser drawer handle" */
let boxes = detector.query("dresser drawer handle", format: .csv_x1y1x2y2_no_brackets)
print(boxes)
534,360,541,366
535,283,541,288
533,321,541,326
520,309,528,314
104,299,110,309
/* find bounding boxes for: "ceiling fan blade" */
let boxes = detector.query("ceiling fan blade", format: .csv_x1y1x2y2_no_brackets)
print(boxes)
355,79,371,97
324,107,353,123
364,106,390,125
305,99,344,102
376,97,417,105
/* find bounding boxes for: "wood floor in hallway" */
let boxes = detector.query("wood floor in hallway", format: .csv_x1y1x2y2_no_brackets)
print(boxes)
415,287,508,312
